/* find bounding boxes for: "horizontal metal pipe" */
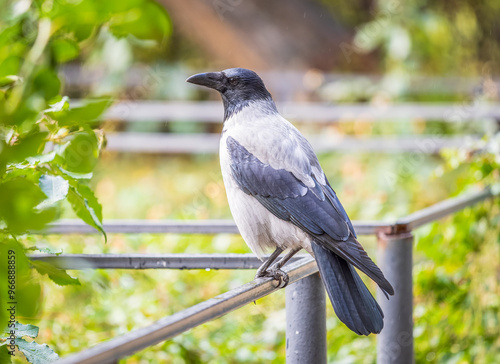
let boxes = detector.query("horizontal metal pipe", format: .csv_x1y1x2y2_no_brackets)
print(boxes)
396,187,494,231
37,187,496,237
37,219,391,236
40,219,241,235
28,253,309,270
54,256,318,364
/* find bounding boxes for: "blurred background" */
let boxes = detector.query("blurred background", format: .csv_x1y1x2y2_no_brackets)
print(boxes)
2,0,499,363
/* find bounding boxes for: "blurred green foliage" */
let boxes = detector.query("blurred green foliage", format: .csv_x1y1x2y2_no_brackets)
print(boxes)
413,136,500,363
0,0,170,362
326,0,500,75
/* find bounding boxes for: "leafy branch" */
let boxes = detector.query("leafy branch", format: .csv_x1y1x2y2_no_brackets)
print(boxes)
0,0,170,362
1,322,59,364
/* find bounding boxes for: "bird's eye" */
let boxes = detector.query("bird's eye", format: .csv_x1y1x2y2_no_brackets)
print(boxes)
228,77,239,86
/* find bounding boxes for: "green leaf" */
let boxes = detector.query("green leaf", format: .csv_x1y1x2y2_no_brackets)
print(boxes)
32,68,61,101
7,131,48,164
2,322,39,338
37,175,69,209
51,39,79,63
16,338,59,364
58,167,93,180
67,183,107,241
27,246,63,255
0,346,13,364
47,98,111,127
56,131,99,173
0,239,42,330
44,96,69,113
9,323,39,339
31,261,80,286
0,55,21,78
0,75,22,89
0,179,56,233
109,1,171,42
26,151,56,165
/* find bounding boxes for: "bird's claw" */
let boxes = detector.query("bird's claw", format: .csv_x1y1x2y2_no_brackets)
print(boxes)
255,268,289,288
272,269,289,288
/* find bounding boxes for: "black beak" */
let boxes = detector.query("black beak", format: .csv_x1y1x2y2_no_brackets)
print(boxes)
186,72,224,90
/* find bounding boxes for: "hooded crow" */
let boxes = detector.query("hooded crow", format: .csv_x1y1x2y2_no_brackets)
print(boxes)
186,68,394,335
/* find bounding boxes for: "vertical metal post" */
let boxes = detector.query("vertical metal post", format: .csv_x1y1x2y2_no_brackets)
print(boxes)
286,272,326,364
377,232,414,364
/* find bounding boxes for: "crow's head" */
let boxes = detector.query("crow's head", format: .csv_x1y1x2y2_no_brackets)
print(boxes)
187,68,273,119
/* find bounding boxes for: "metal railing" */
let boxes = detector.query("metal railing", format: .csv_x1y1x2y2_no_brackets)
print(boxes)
31,187,496,364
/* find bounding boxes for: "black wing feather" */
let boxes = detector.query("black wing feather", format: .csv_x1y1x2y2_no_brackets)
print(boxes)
228,136,307,199
227,136,393,296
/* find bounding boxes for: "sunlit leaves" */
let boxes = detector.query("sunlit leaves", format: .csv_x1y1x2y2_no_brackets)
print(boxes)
109,1,171,42
32,261,80,286
32,68,61,101
0,346,12,364
0,239,42,331
58,168,92,180
37,175,69,210
414,203,500,363
9,132,48,161
44,96,69,113
0,178,56,234
1,131,48,173
0,75,22,89
67,182,106,241
10,323,39,339
47,98,111,127
51,39,79,63
56,132,100,174
0,0,171,361
27,246,63,255
411,135,500,363
26,151,56,166
60,170,106,241
35,0,171,45
1,322,59,363
16,338,60,364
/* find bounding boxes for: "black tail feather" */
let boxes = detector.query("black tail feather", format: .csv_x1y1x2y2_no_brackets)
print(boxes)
312,241,384,335
314,233,394,297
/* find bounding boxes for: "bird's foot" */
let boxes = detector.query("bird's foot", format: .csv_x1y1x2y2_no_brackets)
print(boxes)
255,268,289,288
